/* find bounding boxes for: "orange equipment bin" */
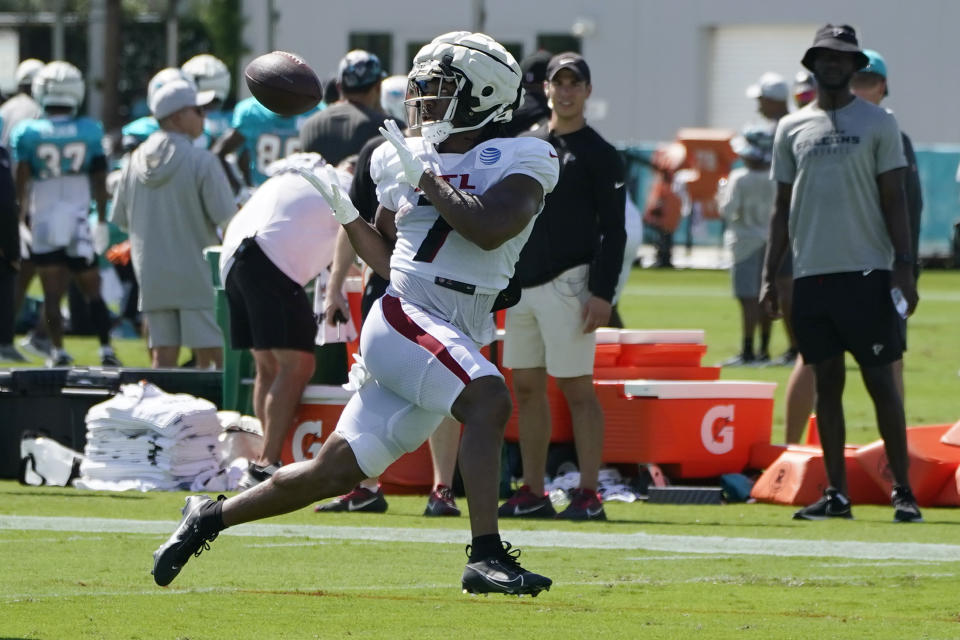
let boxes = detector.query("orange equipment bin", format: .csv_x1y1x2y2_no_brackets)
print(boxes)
283,384,434,494
596,379,776,478
676,127,738,220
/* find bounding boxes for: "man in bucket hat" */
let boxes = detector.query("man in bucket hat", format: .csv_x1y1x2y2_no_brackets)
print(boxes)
760,24,923,523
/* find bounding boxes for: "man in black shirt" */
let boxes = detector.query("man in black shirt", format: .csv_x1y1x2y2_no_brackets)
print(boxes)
500,53,626,521
299,50,386,167
502,50,551,137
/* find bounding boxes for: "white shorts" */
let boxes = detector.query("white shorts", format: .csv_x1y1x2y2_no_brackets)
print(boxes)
502,265,597,378
145,308,222,349
335,293,501,477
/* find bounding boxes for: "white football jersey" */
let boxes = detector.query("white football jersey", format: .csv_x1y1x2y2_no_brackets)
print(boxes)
371,135,559,294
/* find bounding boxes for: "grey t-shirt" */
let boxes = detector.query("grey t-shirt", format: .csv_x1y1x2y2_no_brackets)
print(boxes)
771,97,906,277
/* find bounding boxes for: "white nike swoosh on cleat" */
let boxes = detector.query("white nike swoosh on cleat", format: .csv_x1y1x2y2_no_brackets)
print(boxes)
513,504,548,516
586,507,604,518
348,497,378,511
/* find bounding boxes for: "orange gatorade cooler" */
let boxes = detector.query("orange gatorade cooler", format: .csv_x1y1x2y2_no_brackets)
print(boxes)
282,385,353,464
593,328,621,368
596,379,776,478
617,330,707,367
283,384,434,493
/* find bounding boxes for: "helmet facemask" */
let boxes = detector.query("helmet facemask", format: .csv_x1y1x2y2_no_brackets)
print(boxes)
405,54,516,144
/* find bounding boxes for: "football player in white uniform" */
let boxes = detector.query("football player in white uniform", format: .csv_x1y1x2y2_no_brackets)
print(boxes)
152,32,559,597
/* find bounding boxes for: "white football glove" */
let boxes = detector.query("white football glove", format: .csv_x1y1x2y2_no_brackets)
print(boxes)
295,165,359,225
378,118,440,187
342,353,372,392
92,221,110,255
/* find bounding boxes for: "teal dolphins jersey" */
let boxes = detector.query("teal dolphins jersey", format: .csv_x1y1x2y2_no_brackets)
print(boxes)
11,114,105,179
204,108,233,142
231,97,321,185
121,115,213,151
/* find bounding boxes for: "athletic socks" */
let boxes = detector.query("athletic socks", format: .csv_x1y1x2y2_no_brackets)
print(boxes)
469,533,504,561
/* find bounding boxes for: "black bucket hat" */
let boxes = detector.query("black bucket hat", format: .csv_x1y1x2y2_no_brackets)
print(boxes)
801,24,870,72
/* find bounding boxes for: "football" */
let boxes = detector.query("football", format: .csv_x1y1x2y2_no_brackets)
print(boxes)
244,51,322,117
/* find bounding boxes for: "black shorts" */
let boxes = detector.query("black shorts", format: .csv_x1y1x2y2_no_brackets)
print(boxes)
30,248,97,272
224,237,317,352
792,270,903,367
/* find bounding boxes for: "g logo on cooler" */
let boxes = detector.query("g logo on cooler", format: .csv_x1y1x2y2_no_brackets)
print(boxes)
700,405,734,455
291,420,325,462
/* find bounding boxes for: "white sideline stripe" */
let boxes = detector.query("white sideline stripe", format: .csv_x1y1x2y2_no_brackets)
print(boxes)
2,515,959,562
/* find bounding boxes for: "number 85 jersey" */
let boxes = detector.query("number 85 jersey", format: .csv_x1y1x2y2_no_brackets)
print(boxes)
371,136,559,294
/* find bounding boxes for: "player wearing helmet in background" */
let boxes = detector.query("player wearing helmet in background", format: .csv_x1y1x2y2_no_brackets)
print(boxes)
213,74,321,191
152,31,559,597
181,54,233,142
1,58,44,146
11,61,121,367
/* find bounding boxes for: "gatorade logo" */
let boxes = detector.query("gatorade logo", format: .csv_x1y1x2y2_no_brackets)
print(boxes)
700,405,734,455
291,420,325,462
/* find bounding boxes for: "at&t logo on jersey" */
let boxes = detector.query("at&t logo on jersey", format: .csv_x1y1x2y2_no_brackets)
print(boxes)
478,147,501,165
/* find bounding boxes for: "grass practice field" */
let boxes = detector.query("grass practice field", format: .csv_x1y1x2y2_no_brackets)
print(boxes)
3,267,960,638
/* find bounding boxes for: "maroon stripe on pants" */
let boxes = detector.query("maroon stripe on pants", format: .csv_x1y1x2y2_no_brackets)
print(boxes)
381,294,471,385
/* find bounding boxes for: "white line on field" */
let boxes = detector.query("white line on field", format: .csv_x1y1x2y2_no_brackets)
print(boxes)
2,514,959,563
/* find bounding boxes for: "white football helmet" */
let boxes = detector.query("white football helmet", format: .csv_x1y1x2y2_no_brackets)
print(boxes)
380,75,408,123
406,31,522,143
181,54,231,102
32,61,85,111
147,67,195,103
15,58,45,88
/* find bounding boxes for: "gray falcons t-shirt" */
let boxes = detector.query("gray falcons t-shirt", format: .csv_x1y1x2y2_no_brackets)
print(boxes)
771,97,906,278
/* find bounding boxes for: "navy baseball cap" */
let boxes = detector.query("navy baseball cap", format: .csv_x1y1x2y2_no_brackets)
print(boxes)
337,50,385,90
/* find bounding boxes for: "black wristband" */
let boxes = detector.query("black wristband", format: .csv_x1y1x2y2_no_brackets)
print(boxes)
894,252,913,265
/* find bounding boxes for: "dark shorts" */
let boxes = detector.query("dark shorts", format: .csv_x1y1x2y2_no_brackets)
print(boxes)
792,270,903,367
30,248,96,272
224,237,316,352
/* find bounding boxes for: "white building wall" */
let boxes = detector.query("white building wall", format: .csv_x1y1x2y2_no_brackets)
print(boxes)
241,0,960,145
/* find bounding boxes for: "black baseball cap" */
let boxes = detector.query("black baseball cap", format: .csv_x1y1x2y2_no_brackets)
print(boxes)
521,50,551,85
801,24,870,72
546,52,591,83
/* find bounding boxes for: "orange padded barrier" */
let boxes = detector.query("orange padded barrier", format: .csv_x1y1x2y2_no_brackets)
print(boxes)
933,466,960,507
940,418,960,447
854,424,960,506
750,445,888,506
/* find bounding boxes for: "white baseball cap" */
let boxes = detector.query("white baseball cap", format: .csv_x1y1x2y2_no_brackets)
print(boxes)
745,72,788,102
149,79,216,120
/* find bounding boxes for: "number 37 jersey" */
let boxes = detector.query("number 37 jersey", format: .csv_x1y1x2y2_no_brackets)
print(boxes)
11,114,105,217
371,136,560,294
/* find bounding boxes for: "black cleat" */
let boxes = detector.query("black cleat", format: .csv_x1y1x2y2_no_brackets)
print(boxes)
793,488,853,520
424,485,460,517
892,486,924,523
315,485,388,513
461,542,552,597
152,494,224,586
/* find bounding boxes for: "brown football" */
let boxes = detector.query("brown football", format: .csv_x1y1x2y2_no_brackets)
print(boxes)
244,51,322,117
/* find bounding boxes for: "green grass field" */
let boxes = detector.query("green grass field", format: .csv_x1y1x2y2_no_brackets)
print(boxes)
3,267,960,639
2,485,960,639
